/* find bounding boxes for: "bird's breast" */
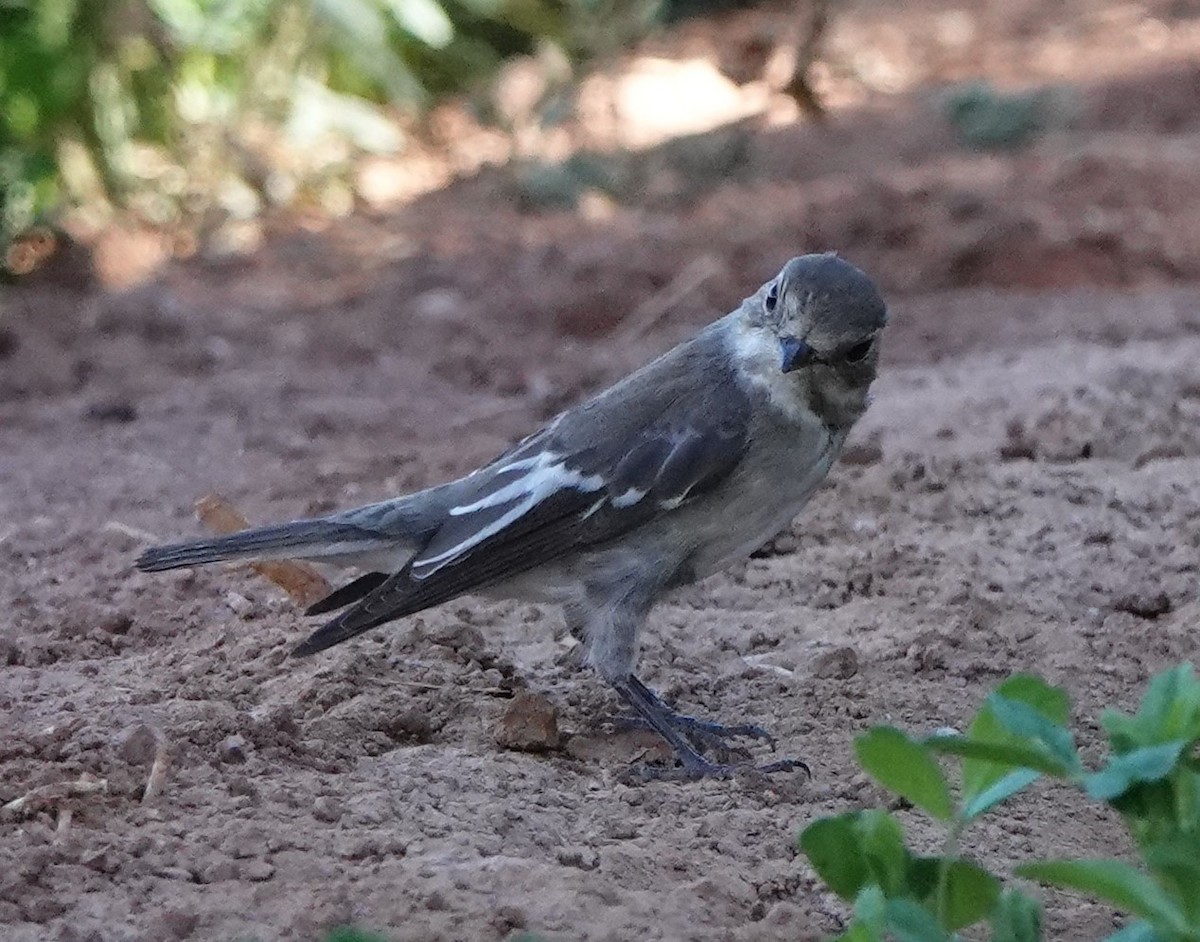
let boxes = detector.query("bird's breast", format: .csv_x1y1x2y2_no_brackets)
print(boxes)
687,420,842,580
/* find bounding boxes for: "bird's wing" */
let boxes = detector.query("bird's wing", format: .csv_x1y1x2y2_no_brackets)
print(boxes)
294,342,754,655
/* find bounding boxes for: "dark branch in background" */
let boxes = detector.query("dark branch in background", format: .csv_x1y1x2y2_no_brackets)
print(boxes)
782,0,830,122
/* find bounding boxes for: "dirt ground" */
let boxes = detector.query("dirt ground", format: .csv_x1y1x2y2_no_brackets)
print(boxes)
6,0,1200,939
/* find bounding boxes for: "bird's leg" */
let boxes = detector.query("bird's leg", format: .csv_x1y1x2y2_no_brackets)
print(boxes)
610,674,805,781
619,675,776,752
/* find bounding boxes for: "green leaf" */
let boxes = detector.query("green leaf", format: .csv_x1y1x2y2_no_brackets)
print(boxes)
961,676,1073,810
991,888,1043,942
855,727,954,821
993,675,1072,724
834,886,887,942
1103,664,1200,752
934,859,1003,931
1104,921,1164,942
1172,763,1200,835
1143,835,1200,922
832,926,879,942
910,858,1002,931
324,928,392,942
1084,741,1189,801
857,810,911,897
798,811,911,901
962,768,1041,820
883,899,951,942
855,884,887,929
924,733,1069,775
988,694,1079,772
799,814,870,900
1015,860,1188,935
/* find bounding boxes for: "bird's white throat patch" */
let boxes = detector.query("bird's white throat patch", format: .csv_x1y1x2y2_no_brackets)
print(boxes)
730,320,812,422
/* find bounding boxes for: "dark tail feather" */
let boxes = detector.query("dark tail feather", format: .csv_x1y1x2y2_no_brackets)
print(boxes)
293,573,422,657
291,561,492,657
136,519,388,572
305,572,389,615
292,609,390,657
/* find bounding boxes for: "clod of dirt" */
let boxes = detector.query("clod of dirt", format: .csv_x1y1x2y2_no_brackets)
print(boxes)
556,846,600,871
0,637,20,666
423,620,488,655
840,435,884,466
999,420,1037,461
382,709,437,742
489,903,528,935
84,401,138,423
1030,403,1096,462
812,646,859,680
565,727,673,765
218,735,249,764
98,612,132,635
313,796,344,823
1113,589,1172,619
80,849,113,874
116,724,159,766
158,909,200,940
493,691,561,752
242,860,275,882
0,328,18,359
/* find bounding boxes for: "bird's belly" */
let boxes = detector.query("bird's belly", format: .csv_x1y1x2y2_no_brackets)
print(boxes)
690,494,815,579
690,435,840,579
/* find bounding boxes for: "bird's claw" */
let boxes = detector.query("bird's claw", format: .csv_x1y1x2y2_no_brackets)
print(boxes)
610,675,804,783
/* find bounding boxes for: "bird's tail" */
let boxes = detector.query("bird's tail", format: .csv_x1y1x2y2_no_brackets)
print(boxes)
135,519,396,572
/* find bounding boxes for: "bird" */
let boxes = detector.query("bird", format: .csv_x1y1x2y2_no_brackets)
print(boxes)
136,253,888,779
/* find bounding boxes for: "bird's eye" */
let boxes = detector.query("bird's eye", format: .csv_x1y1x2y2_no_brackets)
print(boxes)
843,338,874,363
764,283,778,313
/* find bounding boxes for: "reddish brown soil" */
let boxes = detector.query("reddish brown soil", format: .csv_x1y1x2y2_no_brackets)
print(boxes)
6,0,1200,939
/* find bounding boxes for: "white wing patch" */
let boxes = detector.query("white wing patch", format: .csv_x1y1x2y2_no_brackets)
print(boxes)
411,451,604,579
610,488,646,509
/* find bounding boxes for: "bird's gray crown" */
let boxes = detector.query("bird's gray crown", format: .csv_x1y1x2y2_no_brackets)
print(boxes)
756,253,887,355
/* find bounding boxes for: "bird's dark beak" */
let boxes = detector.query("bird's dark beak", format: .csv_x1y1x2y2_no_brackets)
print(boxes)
779,336,814,373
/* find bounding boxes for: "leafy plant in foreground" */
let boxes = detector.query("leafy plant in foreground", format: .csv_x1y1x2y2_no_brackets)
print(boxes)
798,664,1200,941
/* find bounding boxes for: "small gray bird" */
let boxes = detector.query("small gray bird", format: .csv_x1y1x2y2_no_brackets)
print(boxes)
137,253,887,778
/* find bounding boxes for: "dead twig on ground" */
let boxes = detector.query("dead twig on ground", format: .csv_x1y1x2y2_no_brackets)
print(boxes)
195,494,332,608
104,520,161,544
2,774,109,820
142,731,171,803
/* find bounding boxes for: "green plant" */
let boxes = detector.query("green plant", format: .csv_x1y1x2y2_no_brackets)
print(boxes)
798,664,1200,941
0,0,569,249
322,927,392,942
941,81,1048,151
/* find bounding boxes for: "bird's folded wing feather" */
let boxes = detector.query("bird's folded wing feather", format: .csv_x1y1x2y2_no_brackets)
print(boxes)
294,349,754,655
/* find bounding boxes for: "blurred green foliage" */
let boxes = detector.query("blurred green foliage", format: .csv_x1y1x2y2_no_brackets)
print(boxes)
0,0,586,248
1,0,787,254
942,81,1050,151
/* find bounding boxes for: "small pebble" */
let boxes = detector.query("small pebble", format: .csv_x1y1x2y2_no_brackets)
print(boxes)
116,724,158,766
812,646,859,680
313,796,344,823
159,909,199,940
242,860,275,882
493,691,560,752
219,735,248,764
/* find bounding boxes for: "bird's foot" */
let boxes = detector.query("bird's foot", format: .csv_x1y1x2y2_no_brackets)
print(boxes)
610,674,806,781
610,712,775,755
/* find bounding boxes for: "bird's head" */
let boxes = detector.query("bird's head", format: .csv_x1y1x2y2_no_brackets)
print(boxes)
737,254,888,425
